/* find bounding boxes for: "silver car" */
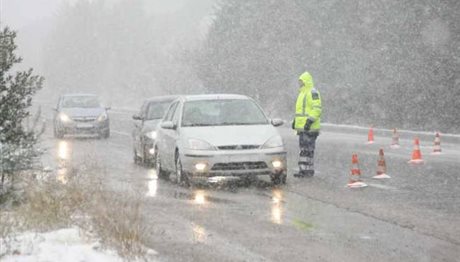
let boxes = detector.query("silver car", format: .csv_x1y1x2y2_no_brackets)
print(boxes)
154,94,287,185
53,94,110,139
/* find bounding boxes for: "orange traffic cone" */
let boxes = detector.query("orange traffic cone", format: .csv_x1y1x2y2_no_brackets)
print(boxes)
408,137,424,164
347,154,368,188
390,128,400,149
431,132,442,155
373,149,391,179
367,126,374,144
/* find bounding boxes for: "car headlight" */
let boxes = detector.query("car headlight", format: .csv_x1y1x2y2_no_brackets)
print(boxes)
59,113,72,122
145,131,157,140
262,135,284,148
195,163,207,172
187,138,215,150
97,112,108,122
272,160,283,169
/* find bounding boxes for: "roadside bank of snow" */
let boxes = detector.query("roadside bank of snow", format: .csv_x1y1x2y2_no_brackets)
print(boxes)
1,227,158,262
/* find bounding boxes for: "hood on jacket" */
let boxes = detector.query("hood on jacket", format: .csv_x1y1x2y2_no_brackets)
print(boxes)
299,71,314,90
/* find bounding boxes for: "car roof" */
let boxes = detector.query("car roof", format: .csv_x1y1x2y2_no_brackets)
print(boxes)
61,93,98,98
144,95,179,103
181,94,250,102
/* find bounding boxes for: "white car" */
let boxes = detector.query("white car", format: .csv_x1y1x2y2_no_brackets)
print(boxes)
154,94,287,185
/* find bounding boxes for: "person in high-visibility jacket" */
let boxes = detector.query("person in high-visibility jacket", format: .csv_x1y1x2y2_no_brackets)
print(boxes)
292,71,322,177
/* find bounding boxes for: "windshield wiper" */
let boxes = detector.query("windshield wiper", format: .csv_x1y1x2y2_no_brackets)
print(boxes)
217,122,263,126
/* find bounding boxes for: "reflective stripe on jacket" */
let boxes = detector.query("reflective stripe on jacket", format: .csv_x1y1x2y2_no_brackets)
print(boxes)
294,72,322,132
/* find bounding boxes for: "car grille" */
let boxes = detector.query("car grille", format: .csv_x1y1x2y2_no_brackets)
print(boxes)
217,145,260,150
211,162,268,171
73,117,97,122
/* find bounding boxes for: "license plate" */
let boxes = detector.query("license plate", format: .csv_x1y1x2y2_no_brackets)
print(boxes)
77,123,93,129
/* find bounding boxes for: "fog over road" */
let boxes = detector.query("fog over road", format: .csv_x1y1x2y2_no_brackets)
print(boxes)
39,106,460,262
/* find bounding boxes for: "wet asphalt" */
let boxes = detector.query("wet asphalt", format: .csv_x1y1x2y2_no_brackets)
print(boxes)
40,110,460,262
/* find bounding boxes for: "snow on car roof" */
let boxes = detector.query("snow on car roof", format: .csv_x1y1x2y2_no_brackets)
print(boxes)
61,93,98,97
182,94,250,101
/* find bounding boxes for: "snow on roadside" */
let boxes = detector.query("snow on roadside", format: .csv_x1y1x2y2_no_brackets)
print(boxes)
1,227,158,262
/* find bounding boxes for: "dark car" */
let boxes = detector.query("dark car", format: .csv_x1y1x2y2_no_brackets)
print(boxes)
53,94,110,139
132,96,177,165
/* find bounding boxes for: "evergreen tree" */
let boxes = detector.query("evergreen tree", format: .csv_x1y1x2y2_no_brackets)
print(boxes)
0,27,44,187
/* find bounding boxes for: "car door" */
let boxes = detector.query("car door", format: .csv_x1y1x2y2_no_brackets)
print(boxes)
168,102,183,165
159,101,180,170
133,102,147,155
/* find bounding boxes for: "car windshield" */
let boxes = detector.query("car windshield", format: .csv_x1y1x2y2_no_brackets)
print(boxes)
146,101,172,120
61,96,101,108
181,99,268,127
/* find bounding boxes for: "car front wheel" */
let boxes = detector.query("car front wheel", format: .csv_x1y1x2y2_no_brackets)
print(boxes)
54,127,64,139
155,150,168,179
133,149,142,164
142,145,154,167
175,156,189,187
100,129,110,139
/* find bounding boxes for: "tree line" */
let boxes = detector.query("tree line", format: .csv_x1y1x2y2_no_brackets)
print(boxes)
42,0,459,132
194,0,460,132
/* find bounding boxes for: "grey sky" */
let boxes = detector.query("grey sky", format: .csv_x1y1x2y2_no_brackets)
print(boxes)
2,0,64,28
2,0,208,29
3,0,213,72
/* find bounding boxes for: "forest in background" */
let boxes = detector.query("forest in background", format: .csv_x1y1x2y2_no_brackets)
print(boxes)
37,0,459,132
195,0,459,132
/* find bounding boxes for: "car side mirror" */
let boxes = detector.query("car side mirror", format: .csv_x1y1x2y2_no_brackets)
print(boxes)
132,114,143,121
160,121,176,130
271,119,284,127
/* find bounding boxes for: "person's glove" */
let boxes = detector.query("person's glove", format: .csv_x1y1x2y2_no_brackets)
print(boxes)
304,119,314,131
291,119,296,130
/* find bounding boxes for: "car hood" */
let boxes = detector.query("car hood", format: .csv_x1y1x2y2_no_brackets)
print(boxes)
180,125,279,147
60,108,105,118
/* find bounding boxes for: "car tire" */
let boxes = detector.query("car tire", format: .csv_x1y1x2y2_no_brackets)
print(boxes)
142,145,153,167
101,129,110,139
133,149,142,164
155,150,168,179
175,155,190,187
54,127,64,139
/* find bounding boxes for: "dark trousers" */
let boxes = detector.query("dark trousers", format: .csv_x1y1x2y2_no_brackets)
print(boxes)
298,132,319,175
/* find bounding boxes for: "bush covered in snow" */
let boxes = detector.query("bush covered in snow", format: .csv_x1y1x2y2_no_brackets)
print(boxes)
0,27,44,189
1,161,154,260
